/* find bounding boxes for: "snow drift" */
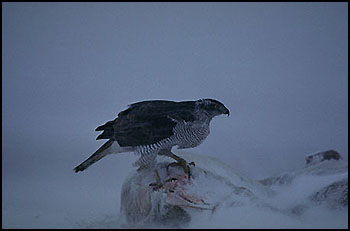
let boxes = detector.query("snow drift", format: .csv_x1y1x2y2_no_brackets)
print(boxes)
3,150,347,228
117,150,348,228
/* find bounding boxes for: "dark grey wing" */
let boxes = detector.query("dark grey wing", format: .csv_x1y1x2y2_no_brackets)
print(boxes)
118,100,196,121
114,116,178,146
95,100,196,147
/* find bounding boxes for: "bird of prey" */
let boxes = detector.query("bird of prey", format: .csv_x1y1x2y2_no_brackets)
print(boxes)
74,98,229,184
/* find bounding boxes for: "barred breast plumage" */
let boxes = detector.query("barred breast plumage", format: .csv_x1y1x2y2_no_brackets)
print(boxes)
173,120,210,149
134,120,210,168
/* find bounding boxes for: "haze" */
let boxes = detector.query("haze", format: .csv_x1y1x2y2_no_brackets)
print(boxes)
2,2,348,228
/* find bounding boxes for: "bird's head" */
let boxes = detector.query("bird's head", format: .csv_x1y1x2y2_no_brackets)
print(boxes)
196,99,230,117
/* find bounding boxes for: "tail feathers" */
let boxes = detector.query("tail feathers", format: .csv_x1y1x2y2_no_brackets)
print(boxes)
96,130,112,140
95,119,116,131
74,140,114,173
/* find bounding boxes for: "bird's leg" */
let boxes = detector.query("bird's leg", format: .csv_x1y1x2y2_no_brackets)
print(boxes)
149,169,163,190
159,149,195,179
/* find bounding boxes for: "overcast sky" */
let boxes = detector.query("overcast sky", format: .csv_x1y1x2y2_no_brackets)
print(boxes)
2,3,348,227
3,2,348,176
2,3,348,224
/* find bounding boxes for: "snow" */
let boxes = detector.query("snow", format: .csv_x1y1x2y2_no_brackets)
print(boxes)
2,151,348,229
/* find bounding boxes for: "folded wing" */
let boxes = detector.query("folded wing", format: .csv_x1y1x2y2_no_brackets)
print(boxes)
95,100,196,147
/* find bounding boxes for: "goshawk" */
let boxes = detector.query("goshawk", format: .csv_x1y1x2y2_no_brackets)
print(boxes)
74,99,229,180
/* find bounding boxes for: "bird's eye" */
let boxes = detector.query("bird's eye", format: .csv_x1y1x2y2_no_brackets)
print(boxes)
214,104,219,110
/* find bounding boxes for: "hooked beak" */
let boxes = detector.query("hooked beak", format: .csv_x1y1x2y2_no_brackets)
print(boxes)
224,108,230,116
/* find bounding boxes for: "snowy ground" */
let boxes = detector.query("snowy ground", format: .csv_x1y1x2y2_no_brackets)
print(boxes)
2,151,348,229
